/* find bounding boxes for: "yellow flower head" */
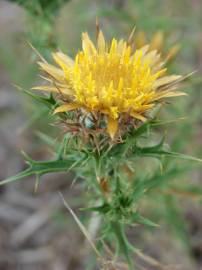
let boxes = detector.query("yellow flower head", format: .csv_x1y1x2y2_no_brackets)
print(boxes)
34,29,185,139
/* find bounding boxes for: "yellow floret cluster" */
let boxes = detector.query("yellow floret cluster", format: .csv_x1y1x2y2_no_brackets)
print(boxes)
34,30,185,138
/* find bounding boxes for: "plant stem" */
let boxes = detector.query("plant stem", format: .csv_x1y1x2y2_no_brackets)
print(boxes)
112,221,134,270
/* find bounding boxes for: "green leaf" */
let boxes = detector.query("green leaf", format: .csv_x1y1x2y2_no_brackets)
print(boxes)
137,147,202,162
132,212,159,227
15,85,57,109
108,119,191,160
151,118,187,127
0,168,34,186
80,203,110,214
137,135,165,152
57,134,71,159
112,222,134,269
131,121,150,138
0,156,84,186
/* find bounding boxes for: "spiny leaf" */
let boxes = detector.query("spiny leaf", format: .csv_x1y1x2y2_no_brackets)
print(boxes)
131,121,150,138
0,168,33,186
15,84,56,108
135,145,202,162
132,212,159,227
57,134,71,159
137,135,165,152
0,157,84,186
112,222,134,269
151,117,187,127
109,119,188,159
80,203,110,214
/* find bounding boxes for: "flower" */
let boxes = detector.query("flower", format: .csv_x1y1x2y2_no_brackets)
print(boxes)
34,29,185,139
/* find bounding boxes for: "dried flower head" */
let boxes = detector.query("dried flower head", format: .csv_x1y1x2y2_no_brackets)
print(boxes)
34,29,185,139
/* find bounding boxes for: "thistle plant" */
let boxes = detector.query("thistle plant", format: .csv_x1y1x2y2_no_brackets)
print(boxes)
1,25,201,269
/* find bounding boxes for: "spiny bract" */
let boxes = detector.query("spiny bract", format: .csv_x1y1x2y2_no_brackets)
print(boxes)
34,29,185,138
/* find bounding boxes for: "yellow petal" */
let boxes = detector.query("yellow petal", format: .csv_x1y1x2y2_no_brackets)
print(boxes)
159,91,187,98
38,62,64,81
107,117,118,139
135,31,146,49
151,90,187,101
32,85,73,95
150,31,164,51
140,45,150,56
109,38,118,55
53,52,74,67
135,104,155,112
165,44,181,62
54,103,79,114
142,50,161,66
153,68,167,79
154,75,182,89
52,53,71,79
130,112,147,122
32,85,59,92
82,32,97,55
117,39,126,53
97,30,105,53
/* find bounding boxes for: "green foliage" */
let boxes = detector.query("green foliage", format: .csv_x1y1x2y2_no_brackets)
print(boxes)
0,152,85,186
1,100,201,267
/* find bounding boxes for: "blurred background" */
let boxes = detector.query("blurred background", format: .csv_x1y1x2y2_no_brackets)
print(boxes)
0,0,202,269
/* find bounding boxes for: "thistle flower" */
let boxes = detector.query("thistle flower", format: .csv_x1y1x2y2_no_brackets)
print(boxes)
34,29,185,139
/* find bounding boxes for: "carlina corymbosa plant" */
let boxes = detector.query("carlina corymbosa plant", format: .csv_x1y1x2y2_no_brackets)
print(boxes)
1,23,201,269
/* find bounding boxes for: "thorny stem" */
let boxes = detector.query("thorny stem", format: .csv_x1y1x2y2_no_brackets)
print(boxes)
92,150,136,269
